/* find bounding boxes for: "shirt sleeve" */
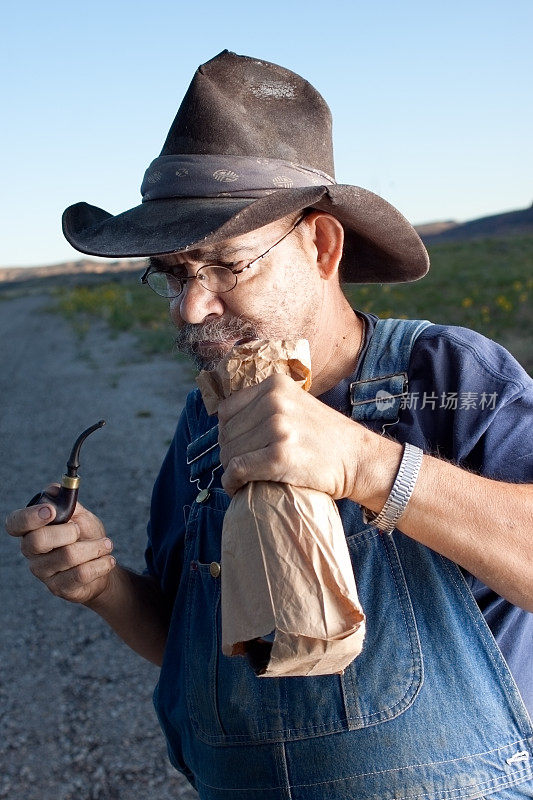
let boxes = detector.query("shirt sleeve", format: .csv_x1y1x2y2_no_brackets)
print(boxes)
399,324,533,483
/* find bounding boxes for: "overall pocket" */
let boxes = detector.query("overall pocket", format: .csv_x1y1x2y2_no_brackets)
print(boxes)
184,495,423,744
340,508,424,728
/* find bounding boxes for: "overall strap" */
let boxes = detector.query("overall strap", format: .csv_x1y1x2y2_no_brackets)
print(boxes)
185,389,221,488
351,318,432,425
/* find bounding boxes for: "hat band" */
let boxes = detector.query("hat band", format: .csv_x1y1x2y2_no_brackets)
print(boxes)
141,154,335,201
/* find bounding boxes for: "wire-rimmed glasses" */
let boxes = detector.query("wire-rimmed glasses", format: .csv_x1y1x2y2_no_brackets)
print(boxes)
140,213,306,299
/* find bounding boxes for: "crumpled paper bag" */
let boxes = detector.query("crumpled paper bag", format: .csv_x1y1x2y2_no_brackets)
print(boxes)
197,339,365,677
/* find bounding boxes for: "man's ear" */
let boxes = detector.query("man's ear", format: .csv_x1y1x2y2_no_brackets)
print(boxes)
304,212,344,280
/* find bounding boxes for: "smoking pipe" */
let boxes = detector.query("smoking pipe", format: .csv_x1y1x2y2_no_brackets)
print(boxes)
27,420,106,524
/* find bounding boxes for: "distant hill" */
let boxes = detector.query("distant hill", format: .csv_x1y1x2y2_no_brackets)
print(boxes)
0,258,143,289
413,220,459,237
417,203,533,243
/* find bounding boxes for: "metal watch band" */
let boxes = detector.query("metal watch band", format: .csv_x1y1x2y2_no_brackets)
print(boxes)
363,442,423,533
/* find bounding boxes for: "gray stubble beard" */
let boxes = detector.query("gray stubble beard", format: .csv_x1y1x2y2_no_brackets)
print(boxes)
174,316,260,371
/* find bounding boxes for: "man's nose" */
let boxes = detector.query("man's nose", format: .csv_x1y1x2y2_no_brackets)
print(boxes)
175,276,225,324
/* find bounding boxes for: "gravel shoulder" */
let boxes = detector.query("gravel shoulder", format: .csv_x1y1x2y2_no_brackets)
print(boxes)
0,288,199,799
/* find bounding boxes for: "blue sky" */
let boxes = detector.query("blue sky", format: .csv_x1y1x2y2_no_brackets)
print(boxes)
3,0,532,267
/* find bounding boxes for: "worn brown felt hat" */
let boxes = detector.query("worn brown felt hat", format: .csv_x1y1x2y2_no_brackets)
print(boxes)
62,50,429,283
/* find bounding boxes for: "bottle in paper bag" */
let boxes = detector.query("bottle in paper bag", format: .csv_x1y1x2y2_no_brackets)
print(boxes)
197,339,366,677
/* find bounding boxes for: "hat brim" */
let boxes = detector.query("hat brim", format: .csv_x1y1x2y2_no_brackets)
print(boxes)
62,185,429,284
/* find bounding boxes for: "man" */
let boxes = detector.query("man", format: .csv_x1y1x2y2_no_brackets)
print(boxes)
6,51,533,798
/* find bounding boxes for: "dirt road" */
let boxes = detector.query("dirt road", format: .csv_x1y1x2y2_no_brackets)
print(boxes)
0,287,198,799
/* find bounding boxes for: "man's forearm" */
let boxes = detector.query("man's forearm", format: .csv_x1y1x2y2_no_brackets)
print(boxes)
85,565,170,666
354,429,533,612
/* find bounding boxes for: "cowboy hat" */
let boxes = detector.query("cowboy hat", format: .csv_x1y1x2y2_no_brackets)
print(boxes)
62,50,429,283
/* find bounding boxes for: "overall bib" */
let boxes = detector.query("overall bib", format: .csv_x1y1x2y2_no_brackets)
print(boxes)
154,319,533,799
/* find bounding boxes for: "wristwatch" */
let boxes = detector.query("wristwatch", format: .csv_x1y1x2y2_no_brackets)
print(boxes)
363,442,423,533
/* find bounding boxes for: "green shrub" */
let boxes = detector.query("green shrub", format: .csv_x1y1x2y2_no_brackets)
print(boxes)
343,235,532,373
51,281,176,354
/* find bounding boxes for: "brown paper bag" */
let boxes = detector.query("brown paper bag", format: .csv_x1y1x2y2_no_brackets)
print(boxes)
196,339,365,677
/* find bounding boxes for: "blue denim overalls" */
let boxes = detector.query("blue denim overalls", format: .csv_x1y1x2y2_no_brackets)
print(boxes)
153,319,533,799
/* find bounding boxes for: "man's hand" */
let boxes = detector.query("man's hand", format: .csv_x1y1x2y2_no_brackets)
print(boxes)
5,486,115,606
6,487,170,665
217,373,397,503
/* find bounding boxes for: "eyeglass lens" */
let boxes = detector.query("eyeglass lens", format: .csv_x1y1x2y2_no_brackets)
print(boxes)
146,265,238,298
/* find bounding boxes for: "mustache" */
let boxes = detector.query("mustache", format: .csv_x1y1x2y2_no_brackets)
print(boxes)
175,317,258,348
174,317,259,369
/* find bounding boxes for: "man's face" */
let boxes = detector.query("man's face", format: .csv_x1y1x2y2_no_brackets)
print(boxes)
151,215,324,371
